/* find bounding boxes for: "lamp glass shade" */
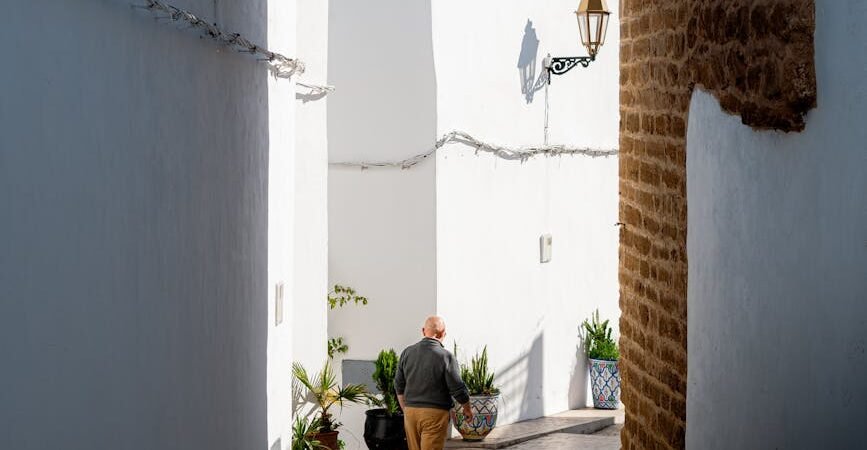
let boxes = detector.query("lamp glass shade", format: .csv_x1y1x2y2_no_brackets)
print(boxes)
575,0,610,58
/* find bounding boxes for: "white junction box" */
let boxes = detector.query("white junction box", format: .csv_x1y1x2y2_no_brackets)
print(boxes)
540,234,553,263
275,282,284,326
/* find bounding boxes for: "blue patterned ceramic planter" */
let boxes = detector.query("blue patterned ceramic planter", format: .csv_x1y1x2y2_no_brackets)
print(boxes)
450,395,499,441
590,358,620,409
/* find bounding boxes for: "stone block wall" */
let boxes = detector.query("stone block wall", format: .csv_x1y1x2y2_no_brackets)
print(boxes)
618,1,815,448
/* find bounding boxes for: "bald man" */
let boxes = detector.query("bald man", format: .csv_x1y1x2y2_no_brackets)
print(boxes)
394,316,474,450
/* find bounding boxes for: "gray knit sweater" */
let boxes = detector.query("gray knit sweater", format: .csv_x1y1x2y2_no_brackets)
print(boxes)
394,337,470,410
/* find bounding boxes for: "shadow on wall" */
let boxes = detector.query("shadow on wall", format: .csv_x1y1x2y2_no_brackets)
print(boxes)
568,326,589,409
496,334,544,423
296,90,329,104
516,20,546,104
327,0,437,163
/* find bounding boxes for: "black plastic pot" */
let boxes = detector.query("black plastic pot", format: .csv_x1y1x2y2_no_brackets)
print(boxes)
364,408,408,450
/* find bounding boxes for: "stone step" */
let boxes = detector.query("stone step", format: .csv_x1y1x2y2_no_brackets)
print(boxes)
444,409,618,449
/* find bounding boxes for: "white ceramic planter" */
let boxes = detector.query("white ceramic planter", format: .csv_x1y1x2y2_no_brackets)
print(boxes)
450,395,499,441
589,358,621,409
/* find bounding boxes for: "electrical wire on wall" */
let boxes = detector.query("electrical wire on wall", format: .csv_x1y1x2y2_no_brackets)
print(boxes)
329,130,618,170
134,0,333,95
544,74,551,146
135,1,615,166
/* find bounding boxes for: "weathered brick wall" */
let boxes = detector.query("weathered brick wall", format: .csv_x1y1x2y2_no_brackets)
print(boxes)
618,1,815,448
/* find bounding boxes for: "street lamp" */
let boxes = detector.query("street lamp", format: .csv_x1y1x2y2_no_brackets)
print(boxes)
544,0,611,83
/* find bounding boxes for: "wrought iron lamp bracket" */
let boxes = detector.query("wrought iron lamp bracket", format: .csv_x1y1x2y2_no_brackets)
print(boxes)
544,55,595,84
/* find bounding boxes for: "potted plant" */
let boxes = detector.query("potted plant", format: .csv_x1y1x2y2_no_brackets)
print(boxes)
450,346,500,441
364,349,408,450
582,309,621,409
291,416,325,450
293,360,371,450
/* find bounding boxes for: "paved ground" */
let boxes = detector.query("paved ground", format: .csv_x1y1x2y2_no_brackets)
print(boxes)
593,424,623,437
500,431,620,450
449,409,624,450
495,423,622,449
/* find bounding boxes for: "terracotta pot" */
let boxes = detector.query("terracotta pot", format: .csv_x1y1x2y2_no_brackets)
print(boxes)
315,430,340,450
450,395,499,441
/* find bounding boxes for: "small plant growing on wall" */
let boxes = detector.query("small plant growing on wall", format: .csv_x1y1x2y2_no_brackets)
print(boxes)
326,284,368,358
327,284,368,309
327,337,349,359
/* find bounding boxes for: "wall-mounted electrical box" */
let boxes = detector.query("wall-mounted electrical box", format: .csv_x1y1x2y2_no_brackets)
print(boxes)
275,282,285,326
540,234,553,263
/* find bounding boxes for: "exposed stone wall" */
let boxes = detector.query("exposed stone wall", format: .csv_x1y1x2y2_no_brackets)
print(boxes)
618,1,816,448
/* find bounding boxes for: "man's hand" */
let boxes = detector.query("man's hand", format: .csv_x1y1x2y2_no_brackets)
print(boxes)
461,402,474,423
398,394,407,412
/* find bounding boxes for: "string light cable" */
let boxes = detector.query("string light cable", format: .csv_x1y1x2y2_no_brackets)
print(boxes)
135,0,332,94
329,130,619,169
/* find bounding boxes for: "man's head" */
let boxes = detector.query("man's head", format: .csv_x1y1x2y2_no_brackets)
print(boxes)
422,316,447,341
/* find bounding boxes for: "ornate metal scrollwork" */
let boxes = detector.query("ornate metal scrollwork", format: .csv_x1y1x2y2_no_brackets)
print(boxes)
545,56,595,83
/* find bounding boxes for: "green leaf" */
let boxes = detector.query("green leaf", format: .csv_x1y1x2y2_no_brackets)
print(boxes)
582,309,619,360
456,345,500,396
292,360,373,432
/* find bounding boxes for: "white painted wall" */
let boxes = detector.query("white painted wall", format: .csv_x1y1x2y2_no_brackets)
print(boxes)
292,0,329,378
432,0,621,425
327,1,438,448
327,1,621,444
685,2,867,448
0,1,296,449
267,1,297,448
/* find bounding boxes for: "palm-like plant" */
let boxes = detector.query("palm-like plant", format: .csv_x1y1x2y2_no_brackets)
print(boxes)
291,416,323,450
292,360,371,432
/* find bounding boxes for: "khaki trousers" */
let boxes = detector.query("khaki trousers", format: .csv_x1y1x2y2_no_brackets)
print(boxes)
403,407,451,450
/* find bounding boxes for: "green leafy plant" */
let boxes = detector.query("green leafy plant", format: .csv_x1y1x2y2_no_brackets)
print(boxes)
292,360,372,432
327,337,349,359
326,284,369,359
327,284,368,309
454,344,500,396
291,416,324,450
582,309,619,361
371,349,401,415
